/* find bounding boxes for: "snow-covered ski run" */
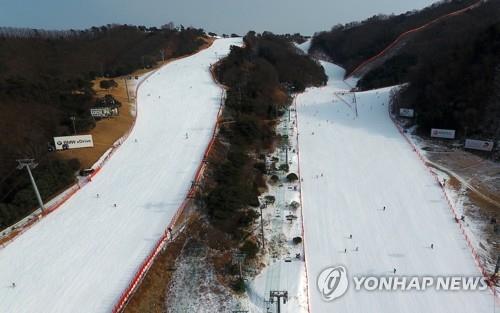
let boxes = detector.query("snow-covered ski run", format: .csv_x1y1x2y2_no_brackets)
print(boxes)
296,60,497,312
0,37,242,313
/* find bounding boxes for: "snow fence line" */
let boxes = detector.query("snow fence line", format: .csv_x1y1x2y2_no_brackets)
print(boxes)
293,96,312,313
388,112,500,301
0,69,157,250
111,64,226,313
346,0,482,79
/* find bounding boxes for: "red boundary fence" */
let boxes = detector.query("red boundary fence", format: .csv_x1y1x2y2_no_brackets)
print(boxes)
293,91,499,309
388,112,499,301
0,42,237,312
346,0,482,79
110,65,227,313
0,44,229,312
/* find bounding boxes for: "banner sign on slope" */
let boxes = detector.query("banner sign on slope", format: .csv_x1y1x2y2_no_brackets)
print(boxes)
54,135,94,150
431,128,455,139
464,139,494,152
399,108,414,118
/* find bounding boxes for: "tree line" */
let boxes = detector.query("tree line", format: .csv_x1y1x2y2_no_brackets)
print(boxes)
309,0,500,147
200,31,325,291
205,31,326,237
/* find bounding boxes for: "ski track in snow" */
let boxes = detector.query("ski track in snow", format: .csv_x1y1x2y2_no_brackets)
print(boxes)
296,61,497,312
0,37,242,313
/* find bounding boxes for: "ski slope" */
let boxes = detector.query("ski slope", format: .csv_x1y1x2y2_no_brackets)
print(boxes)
0,37,242,313
296,61,496,312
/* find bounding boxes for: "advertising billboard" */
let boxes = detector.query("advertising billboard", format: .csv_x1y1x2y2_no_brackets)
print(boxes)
430,128,455,139
464,139,494,152
54,135,94,150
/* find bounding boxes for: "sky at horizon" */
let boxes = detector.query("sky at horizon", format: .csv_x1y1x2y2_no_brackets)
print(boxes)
0,0,440,35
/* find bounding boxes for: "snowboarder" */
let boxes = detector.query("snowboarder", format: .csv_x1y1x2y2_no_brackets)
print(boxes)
430,243,434,249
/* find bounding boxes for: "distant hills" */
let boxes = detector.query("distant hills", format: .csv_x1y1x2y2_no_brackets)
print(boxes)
310,0,500,145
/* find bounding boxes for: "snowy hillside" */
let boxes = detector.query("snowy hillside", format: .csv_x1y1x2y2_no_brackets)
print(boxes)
296,61,497,312
0,37,242,313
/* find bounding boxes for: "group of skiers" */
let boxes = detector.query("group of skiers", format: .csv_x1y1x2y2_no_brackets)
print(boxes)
341,205,436,276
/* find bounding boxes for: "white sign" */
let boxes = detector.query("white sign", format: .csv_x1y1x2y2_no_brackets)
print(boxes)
431,128,455,139
399,108,414,118
90,107,118,118
54,135,94,150
90,107,111,117
464,139,494,152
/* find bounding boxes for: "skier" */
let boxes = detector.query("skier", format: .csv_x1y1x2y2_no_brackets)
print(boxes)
344,248,347,253
349,234,353,239
355,246,359,252
383,206,386,211
393,268,397,274
134,139,138,143
430,243,434,249
96,193,99,198
12,282,15,288
113,203,117,207
321,173,323,177
185,133,189,139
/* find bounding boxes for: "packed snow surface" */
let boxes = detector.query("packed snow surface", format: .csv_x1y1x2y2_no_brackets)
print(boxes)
0,37,241,313
296,61,496,312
